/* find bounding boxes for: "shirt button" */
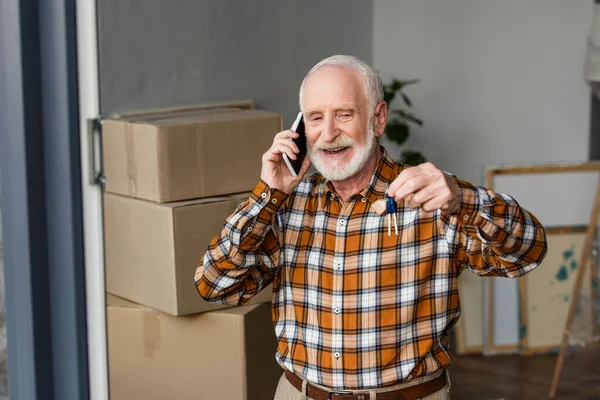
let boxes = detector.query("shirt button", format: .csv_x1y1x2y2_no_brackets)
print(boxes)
334,307,340,314
330,194,335,201
247,227,252,232
272,198,277,204
361,197,366,203
336,262,341,270
334,352,340,358
339,220,345,226
261,192,267,199
463,214,469,221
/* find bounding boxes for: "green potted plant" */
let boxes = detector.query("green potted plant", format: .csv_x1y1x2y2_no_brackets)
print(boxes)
383,78,426,166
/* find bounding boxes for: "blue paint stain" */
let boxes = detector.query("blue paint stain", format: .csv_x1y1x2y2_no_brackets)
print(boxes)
519,325,527,339
570,260,578,271
556,266,569,281
563,248,575,260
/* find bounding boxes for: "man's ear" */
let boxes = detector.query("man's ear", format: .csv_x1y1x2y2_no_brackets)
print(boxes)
373,101,388,138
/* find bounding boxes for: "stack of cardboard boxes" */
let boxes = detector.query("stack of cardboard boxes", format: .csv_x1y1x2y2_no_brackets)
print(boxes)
102,108,283,400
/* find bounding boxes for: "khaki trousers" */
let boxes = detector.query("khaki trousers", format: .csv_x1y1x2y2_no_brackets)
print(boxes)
274,370,451,400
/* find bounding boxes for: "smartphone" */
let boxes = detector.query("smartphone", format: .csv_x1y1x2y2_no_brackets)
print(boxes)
283,112,307,177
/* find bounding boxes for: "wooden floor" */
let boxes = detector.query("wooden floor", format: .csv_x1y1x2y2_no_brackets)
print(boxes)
449,350,600,399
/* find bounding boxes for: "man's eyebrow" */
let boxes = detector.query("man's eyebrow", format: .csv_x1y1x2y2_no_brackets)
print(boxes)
304,109,322,115
305,106,358,115
336,106,358,112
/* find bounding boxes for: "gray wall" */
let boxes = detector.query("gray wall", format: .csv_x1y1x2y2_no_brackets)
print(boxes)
591,94,600,160
98,0,373,126
374,0,592,185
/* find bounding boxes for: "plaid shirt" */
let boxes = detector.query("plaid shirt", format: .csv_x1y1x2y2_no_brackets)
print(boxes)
195,147,547,390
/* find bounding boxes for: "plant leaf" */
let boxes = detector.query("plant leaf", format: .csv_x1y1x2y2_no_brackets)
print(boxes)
385,122,410,146
400,93,412,107
383,89,395,104
403,79,420,86
400,150,426,166
382,81,395,104
392,109,423,125
384,78,419,106
394,79,420,90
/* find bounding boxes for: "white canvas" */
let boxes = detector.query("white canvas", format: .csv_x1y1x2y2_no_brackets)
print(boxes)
482,165,600,354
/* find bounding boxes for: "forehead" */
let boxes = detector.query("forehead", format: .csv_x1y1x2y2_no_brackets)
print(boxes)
302,66,368,111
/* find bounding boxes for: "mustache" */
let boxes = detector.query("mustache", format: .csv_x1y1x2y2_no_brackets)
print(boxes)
311,136,355,151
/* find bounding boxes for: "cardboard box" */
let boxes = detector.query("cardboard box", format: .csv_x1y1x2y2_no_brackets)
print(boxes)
107,295,282,400
103,109,281,203
109,99,253,120
103,193,272,316
110,106,240,123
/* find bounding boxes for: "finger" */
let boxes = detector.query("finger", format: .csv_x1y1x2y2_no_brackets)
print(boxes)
420,197,445,213
270,144,296,161
388,167,418,197
393,175,430,204
274,137,300,154
275,140,300,158
388,167,430,199
417,180,456,212
406,185,437,209
263,143,296,163
262,149,281,164
275,130,299,140
274,143,297,160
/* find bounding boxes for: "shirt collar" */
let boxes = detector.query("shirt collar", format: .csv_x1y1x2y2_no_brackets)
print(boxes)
320,146,404,204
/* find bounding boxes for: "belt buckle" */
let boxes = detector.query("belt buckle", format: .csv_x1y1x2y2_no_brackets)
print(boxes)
329,390,367,400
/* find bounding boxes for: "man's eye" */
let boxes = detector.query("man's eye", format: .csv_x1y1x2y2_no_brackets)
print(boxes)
310,117,322,122
338,113,352,119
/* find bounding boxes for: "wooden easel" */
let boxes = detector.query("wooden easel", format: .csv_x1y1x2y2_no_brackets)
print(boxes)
549,176,600,398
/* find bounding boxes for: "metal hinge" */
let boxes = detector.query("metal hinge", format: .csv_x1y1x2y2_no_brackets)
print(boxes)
88,116,106,187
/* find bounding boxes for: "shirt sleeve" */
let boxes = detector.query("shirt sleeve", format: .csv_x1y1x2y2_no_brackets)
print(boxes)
194,180,289,305
442,178,548,277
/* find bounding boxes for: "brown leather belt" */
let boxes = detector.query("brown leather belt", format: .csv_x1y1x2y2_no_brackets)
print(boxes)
284,370,446,400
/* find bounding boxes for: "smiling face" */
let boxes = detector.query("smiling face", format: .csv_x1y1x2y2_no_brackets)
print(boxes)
301,65,381,182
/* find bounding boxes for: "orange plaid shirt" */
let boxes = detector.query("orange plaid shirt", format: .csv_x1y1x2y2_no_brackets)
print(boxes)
195,147,547,390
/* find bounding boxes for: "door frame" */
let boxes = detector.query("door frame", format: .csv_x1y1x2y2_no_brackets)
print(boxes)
0,0,107,398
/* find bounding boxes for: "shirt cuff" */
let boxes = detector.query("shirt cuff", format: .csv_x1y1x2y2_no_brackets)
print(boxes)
452,178,502,242
453,178,483,225
250,180,289,217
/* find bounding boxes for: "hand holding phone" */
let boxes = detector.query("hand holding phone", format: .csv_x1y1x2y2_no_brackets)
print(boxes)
282,112,307,177
260,111,310,194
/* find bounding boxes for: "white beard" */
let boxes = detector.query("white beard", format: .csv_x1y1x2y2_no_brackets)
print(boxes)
308,125,377,182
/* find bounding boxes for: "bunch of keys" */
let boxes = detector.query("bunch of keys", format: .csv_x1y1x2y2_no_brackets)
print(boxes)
386,197,399,237
372,197,399,237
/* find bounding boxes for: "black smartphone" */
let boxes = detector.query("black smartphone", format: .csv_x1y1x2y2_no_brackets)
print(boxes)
283,112,307,177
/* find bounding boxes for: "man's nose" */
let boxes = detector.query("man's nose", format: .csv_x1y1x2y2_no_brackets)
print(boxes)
321,115,339,143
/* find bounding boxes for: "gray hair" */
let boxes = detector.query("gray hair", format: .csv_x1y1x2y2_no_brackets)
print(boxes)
298,55,384,114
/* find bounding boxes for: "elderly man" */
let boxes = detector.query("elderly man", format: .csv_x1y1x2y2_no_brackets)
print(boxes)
195,55,547,399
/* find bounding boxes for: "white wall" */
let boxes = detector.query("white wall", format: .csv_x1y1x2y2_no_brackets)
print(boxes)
98,0,372,127
374,1,592,185
0,176,2,243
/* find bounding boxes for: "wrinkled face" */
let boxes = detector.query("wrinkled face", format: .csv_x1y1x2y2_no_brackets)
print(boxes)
301,66,377,181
